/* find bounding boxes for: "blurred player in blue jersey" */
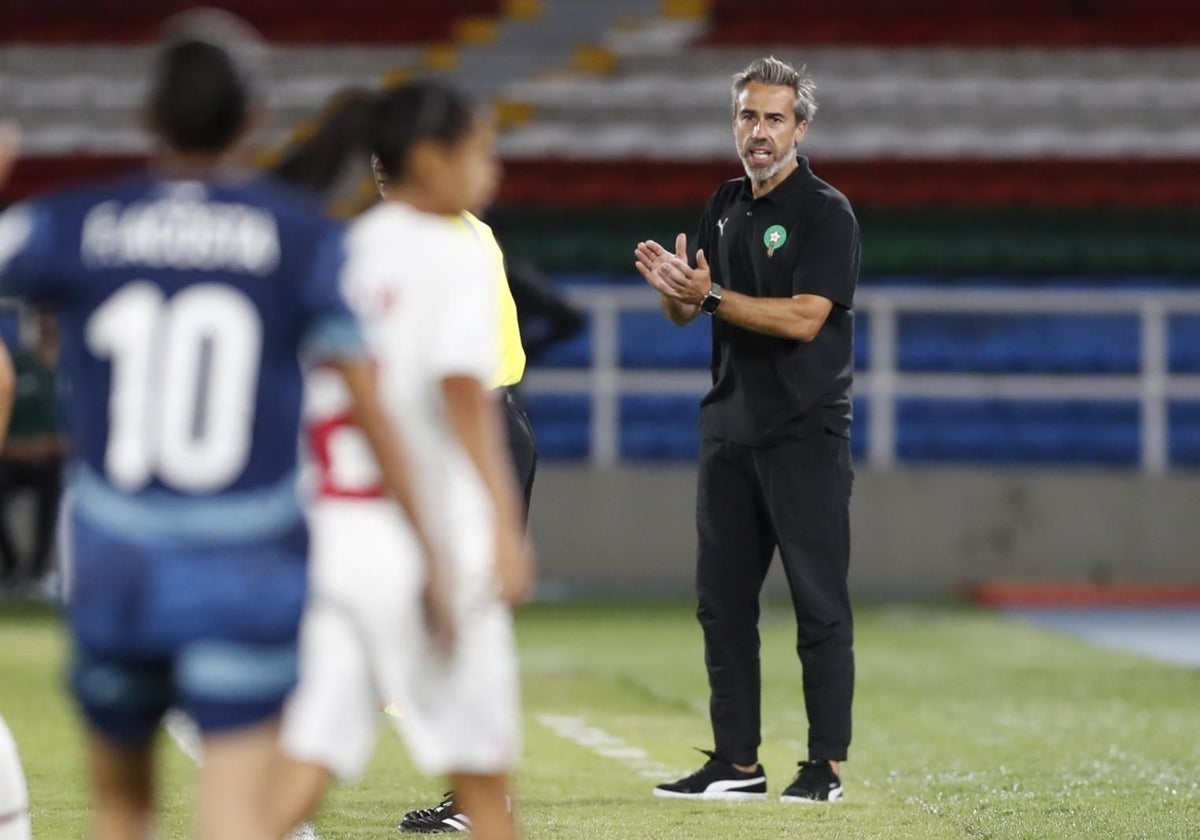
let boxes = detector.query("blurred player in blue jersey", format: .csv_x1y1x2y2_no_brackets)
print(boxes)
0,12,447,840
0,125,15,452
0,192,23,837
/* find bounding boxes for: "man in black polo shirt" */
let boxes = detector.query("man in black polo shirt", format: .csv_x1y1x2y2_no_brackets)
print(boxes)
635,56,859,804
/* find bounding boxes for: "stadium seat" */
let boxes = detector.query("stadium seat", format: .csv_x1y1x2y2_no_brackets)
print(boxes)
1169,402,1200,465
701,0,1200,47
523,300,1190,464
0,0,502,44
522,394,592,460
619,396,700,461
897,315,1141,374
1171,317,1200,373
619,313,709,369
896,399,1141,465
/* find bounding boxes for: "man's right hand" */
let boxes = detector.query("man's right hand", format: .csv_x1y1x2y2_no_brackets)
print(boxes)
635,233,701,325
634,233,685,297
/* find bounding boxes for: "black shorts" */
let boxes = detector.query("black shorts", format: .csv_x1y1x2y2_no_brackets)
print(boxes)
501,388,537,522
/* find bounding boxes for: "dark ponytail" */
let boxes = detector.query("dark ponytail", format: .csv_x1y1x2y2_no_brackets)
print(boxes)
271,87,376,197
369,80,475,183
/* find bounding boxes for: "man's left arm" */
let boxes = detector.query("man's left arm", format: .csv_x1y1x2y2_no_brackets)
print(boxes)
710,289,833,342
652,249,836,342
653,199,859,343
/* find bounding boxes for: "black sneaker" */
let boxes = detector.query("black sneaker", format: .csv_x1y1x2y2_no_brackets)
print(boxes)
780,760,843,803
653,750,767,801
398,792,470,833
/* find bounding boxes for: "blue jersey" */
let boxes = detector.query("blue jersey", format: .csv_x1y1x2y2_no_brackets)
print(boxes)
0,173,364,543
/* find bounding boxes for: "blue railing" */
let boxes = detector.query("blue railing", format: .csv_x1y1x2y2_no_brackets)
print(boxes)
521,287,1200,471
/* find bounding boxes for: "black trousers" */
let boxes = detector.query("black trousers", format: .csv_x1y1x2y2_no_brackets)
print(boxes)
696,431,854,765
501,389,537,524
0,456,63,581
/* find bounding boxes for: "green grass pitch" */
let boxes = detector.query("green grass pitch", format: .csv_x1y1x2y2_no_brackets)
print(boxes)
2,600,1198,838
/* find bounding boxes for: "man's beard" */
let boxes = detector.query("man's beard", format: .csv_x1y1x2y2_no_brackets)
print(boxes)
740,143,797,183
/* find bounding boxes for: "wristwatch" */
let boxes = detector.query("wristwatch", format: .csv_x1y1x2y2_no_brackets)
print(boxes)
699,281,723,315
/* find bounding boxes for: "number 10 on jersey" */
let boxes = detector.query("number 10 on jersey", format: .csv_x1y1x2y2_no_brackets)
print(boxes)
86,282,263,493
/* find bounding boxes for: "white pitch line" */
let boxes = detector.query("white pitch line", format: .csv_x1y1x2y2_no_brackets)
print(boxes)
288,823,320,840
536,713,684,781
162,711,202,764
162,711,323,840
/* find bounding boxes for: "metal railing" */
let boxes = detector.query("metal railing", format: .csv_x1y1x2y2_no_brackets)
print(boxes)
520,287,1200,472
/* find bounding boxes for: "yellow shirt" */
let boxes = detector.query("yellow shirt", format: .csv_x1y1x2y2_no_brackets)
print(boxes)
460,212,526,388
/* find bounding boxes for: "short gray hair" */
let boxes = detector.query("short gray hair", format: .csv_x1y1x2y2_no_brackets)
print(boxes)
731,56,817,123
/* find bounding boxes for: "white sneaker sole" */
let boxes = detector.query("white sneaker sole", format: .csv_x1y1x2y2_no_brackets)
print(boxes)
780,788,843,804
653,789,768,802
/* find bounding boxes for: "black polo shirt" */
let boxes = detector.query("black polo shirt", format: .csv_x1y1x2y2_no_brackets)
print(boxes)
691,157,860,446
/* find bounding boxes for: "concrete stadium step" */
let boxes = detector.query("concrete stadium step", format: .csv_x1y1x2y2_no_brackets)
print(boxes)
498,47,1200,160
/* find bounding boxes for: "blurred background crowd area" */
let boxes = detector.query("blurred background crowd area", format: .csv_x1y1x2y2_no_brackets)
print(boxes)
3,0,1200,471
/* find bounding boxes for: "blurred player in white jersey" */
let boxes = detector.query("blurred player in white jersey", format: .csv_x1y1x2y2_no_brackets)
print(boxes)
270,81,531,840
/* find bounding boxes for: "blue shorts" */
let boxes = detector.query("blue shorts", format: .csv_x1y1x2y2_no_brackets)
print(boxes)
65,510,309,747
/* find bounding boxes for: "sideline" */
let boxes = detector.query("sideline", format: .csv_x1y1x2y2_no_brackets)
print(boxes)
536,713,685,781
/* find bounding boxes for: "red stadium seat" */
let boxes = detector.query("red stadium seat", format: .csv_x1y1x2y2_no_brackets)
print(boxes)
701,0,1200,47
1,0,502,44
491,160,1200,210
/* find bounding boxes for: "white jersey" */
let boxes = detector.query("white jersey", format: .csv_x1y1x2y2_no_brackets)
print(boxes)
305,201,498,534
286,202,518,780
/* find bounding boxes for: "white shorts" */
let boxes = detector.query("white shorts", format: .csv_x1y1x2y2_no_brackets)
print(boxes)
281,500,519,781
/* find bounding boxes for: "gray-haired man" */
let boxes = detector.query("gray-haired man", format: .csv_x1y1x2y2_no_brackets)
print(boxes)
635,56,859,804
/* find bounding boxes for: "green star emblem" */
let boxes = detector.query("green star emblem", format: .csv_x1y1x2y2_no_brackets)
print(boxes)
764,225,788,257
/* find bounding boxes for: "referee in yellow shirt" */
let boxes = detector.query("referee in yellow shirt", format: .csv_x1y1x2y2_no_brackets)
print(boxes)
461,211,538,522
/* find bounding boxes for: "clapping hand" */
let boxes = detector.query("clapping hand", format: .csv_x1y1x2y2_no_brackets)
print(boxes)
634,232,712,306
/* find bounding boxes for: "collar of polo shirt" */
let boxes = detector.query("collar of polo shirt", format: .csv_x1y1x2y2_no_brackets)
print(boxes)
737,156,813,204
